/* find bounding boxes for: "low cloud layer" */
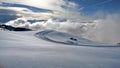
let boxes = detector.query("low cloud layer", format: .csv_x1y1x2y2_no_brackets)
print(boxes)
5,17,95,38
5,13,120,44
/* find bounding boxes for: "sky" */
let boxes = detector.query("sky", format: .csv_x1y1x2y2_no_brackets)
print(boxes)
0,0,120,16
75,0,120,15
59,0,120,16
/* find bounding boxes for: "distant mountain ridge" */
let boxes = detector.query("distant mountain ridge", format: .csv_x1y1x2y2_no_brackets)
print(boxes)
0,24,31,31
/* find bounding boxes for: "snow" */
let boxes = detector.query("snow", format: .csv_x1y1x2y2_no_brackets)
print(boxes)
0,30,120,68
35,30,118,47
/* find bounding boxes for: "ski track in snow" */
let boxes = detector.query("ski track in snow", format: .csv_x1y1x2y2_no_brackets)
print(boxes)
35,30,120,47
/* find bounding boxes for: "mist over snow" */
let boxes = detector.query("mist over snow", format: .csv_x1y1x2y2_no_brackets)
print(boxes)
89,13,120,44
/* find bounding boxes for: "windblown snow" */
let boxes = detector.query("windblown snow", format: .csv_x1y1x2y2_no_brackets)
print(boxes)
0,30,120,68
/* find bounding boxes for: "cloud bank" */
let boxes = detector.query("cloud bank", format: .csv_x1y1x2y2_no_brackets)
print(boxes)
89,13,120,44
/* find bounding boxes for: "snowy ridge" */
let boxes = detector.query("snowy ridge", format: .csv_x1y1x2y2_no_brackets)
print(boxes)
35,30,119,47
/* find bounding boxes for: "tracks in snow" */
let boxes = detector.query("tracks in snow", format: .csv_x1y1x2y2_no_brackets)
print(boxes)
35,30,120,47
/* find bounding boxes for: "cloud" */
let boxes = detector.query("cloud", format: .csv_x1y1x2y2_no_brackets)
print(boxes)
0,2,52,12
85,13,120,44
0,0,67,11
0,8,20,23
5,18,95,38
0,0,82,22
0,7,52,21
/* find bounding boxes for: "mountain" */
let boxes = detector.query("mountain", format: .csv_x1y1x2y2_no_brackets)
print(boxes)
0,24,31,31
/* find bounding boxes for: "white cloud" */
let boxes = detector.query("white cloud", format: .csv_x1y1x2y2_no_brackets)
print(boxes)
85,13,120,44
0,0,82,21
0,7,52,20
0,0,65,11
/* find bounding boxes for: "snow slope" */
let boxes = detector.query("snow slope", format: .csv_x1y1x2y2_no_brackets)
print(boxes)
0,30,120,68
35,30,119,47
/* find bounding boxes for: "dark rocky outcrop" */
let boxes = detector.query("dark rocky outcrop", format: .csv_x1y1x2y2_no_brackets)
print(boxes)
0,24,31,31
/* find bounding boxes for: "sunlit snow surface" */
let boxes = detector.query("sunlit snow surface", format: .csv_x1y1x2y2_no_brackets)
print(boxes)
0,30,120,68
